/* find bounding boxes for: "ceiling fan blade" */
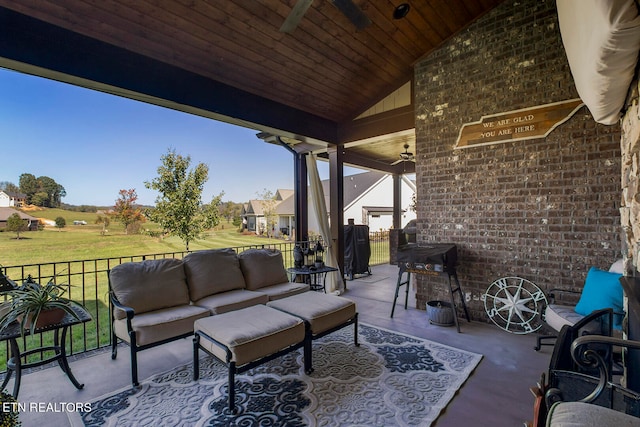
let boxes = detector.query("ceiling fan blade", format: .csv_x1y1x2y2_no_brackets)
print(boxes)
391,159,403,165
330,0,371,30
280,0,314,33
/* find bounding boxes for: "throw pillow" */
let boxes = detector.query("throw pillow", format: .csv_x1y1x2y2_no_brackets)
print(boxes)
574,266,624,329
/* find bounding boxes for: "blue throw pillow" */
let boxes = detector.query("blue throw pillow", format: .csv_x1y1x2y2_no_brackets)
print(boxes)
575,267,624,329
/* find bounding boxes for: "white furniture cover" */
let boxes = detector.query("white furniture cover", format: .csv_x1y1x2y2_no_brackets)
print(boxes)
556,0,640,125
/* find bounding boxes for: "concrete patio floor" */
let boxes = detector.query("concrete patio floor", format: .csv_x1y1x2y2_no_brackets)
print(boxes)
14,263,552,426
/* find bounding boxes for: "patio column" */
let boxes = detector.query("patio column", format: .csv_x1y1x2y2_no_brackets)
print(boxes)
393,174,402,230
295,152,308,242
277,136,308,242
328,147,345,282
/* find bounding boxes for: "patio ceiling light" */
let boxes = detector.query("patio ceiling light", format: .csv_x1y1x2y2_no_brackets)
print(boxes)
393,3,410,20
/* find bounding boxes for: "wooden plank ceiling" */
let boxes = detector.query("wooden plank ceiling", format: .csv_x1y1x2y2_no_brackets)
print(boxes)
0,0,504,172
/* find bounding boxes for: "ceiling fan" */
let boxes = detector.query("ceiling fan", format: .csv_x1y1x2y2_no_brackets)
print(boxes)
392,143,415,165
280,0,372,34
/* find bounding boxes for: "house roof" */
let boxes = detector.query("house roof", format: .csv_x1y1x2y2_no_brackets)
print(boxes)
0,191,27,199
275,194,295,216
0,207,38,221
246,170,401,217
276,189,294,201
244,200,263,216
333,171,388,208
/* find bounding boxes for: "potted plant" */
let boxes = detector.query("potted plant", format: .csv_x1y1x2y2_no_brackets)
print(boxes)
0,275,82,336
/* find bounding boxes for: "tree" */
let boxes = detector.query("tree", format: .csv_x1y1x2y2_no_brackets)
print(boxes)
145,149,222,251
257,188,278,238
19,173,38,205
95,214,110,236
38,176,66,207
18,174,66,207
54,216,66,231
219,201,243,223
112,189,145,234
6,213,27,239
0,182,19,193
31,192,49,207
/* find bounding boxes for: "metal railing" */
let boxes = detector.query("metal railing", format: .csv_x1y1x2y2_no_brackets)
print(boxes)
0,234,389,368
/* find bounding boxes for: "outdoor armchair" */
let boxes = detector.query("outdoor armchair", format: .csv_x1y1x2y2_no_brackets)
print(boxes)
535,261,624,351
542,335,640,426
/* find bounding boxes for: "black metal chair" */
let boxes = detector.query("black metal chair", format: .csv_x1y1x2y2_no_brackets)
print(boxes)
546,309,615,383
541,335,640,426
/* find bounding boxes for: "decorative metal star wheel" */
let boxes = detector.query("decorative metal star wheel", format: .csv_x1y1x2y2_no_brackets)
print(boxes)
481,277,547,334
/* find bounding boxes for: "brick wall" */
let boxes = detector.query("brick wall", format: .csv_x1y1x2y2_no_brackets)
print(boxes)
413,0,622,322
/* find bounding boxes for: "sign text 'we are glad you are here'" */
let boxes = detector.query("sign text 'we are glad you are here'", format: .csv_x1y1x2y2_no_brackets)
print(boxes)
455,99,584,149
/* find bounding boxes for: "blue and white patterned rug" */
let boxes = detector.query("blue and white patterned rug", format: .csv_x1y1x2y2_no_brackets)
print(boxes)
70,324,482,427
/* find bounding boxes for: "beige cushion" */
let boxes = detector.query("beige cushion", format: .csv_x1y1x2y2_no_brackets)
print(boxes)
267,292,356,335
113,304,209,346
546,401,639,426
195,305,304,366
109,259,190,320
192,289,268,315
545,304,583,331
183,248,246,301
238,248,289,291
258,282,310,301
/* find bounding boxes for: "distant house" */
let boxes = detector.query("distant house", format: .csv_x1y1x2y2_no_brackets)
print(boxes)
0,207,39,231
242,189,294,236
242,171,416,238
0,191,27,208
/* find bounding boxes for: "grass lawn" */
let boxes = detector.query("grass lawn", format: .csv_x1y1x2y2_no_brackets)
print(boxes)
1,207,275,267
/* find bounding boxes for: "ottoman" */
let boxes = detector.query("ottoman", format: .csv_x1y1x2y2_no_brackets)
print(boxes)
193,304,305,413
267,292,358,373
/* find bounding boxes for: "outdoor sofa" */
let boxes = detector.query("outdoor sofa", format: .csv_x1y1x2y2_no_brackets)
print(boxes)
108,247,310,386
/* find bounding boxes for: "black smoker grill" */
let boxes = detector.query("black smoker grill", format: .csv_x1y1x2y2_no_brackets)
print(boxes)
392,241,470,332
344,225,371,280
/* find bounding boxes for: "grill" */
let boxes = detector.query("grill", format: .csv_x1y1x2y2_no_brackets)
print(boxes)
395,243,457,275
391,240,470,332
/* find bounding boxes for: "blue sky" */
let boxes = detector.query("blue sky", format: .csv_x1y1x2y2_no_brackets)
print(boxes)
0,67,350,206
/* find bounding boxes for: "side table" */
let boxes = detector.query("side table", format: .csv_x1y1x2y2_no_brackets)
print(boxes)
0,304,92,397
287,265,339,292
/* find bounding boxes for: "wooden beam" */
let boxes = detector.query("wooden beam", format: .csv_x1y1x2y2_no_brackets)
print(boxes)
337,105,415,144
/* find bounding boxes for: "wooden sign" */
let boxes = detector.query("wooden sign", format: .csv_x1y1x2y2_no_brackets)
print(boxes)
455,99,584,149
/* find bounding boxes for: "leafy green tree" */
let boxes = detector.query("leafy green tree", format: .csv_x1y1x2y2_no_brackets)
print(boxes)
220,201,243,223
6,213,27,239
19,173,38,204
145,149,222,251
54,216,66,231
95,214,110,236
18,174,66,207
38,176,66,207
31,192,49,207
113,189,145,235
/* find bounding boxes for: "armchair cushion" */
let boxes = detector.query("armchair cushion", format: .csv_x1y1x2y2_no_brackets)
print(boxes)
109,258,190,320
546,401,639,426
544,304,585,330
574,267,623,329
238,248,289,291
